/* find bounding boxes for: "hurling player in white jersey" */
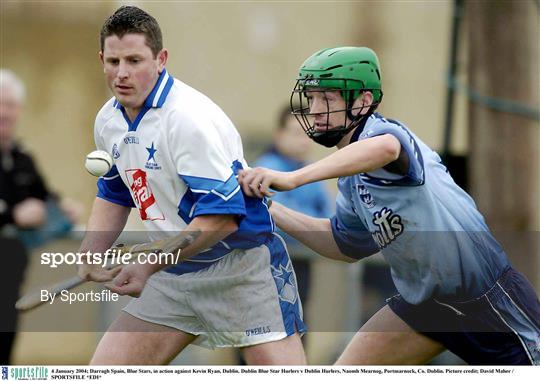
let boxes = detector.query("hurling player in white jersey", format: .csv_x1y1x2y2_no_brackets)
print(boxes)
77,6,306,365
239,47,540,365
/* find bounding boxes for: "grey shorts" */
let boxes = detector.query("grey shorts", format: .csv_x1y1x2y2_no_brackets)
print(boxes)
124,233,306,348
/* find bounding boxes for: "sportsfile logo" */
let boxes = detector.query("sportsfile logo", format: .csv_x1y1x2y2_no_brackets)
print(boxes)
40,249,180,269
9,366,48,380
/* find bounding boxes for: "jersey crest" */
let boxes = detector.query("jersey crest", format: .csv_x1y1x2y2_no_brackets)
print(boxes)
145,142,162,170
112,143,120,159
355,184,376,208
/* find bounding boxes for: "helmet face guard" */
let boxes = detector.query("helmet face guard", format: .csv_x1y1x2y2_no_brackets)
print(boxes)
290,78,383,147
290,47,383,147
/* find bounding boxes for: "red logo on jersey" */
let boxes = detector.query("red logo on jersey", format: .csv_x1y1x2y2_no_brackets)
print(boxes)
125,169,165,221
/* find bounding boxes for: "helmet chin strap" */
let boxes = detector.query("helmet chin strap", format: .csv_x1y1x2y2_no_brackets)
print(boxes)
310,129,351,148
309,102,370,148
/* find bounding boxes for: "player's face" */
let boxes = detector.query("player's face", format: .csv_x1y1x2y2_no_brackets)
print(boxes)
306,90,349,131
306,89,373,131
100,33,167,114
0,86,22,145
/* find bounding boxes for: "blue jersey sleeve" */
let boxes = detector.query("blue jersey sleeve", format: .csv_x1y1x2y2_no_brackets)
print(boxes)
331,191,379,259
96,165,135,208
178,170,246,221
365,119,425,186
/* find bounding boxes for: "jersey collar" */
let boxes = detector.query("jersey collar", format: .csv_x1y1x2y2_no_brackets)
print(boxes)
349,112,373,144
113,69,174,110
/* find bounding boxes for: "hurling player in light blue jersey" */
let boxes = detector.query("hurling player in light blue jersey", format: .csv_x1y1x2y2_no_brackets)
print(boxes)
77,6,306,365
239,47,540,365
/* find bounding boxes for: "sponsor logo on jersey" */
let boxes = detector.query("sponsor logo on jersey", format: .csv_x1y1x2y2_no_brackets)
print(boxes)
371,207,403,249
112,143,120,159
145,142,162,170
123,136,139,145
125,169,165,221
355,184,376,208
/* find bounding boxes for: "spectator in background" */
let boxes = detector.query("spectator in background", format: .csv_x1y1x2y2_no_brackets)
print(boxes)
0,69,81,364
254,105,334,322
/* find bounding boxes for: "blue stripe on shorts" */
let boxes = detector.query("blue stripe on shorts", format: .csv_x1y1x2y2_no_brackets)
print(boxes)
267,233,307,336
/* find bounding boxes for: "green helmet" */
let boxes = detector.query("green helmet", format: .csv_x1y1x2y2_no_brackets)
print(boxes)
290,46,383,147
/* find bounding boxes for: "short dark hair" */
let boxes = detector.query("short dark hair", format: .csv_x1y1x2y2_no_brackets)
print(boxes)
100,6,163,57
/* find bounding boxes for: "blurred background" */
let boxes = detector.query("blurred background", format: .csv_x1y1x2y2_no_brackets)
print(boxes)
2,0,538,365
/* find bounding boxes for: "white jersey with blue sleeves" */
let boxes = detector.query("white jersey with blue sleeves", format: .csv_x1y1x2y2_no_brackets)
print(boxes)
332,113,509,304
94,70,273,275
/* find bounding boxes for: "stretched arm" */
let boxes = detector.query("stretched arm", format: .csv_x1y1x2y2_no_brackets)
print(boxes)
296,134,400,185
239,134,400,198
271,202,357,263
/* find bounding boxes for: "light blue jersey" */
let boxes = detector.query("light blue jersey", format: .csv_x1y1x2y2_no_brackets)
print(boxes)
331,113,510,304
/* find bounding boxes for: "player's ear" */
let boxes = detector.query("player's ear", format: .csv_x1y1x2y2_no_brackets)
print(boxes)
157,49,168,73
99,51,105,72
354,91,374,116
362,91,373,106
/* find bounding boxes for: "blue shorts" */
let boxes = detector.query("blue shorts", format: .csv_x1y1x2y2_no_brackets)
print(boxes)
388,267,540,365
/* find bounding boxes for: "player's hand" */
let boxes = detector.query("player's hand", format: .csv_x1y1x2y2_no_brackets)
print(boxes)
78,263,122,282
104,264,154,297
238,168,297,198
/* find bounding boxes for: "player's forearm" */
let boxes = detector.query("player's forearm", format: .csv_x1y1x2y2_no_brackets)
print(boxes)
271,202,353,262
291,135,400,187
142,214,238,273
79,198,130,254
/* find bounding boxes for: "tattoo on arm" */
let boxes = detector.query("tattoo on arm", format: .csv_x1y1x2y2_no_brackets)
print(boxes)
161,229,203,255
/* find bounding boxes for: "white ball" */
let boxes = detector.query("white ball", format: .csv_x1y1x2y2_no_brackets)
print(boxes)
85,150,113,177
